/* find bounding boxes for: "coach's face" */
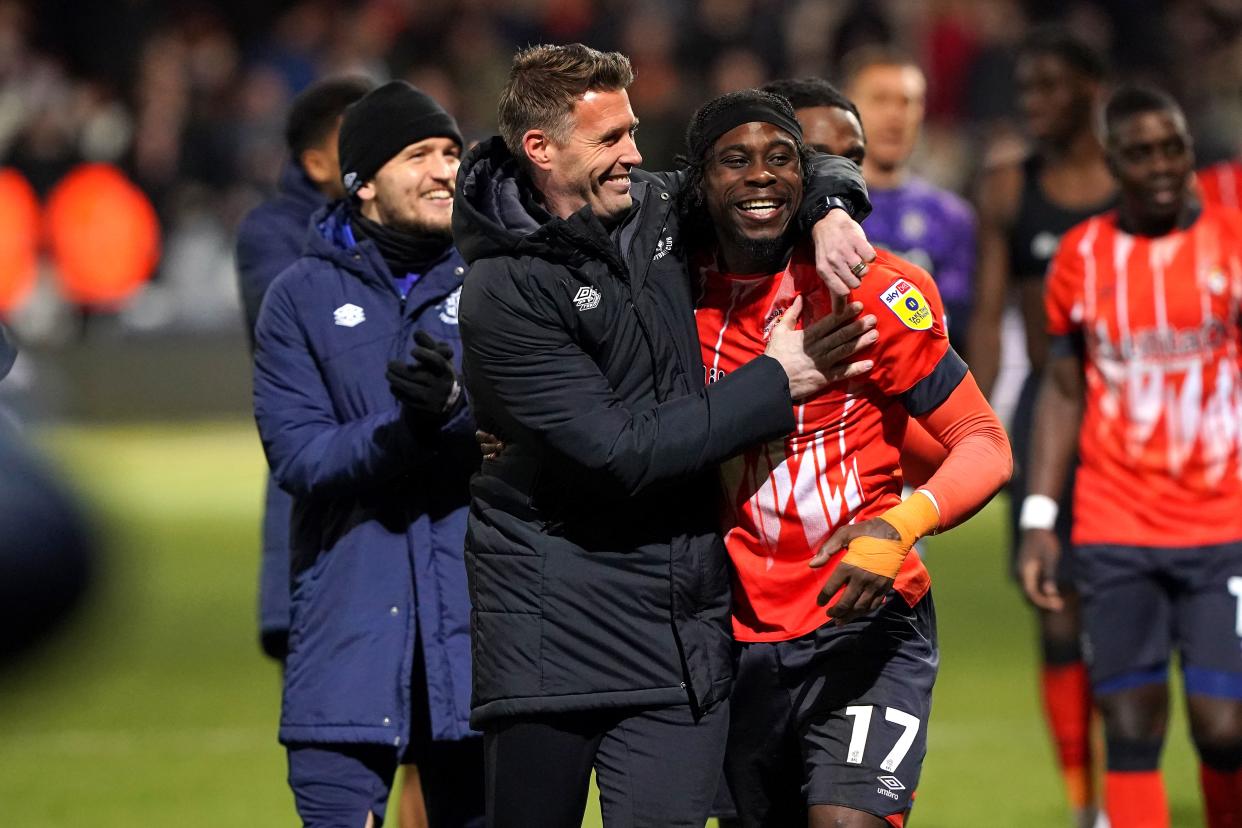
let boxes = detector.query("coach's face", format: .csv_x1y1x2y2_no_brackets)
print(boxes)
358,137,460,237
795,105,866,165
1110,110,1194,223
703,122,804,253
538,89,643,223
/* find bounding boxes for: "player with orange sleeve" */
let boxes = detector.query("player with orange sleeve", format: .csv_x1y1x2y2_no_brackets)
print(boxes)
685,89,1012,828
1020,86,1242,828
1197,158,1242,210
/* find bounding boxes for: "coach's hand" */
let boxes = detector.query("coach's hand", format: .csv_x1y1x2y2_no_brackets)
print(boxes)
1019,529,1064,612
765,296,877,400
811,208,876,299
811,517,901,625
387,331,464,427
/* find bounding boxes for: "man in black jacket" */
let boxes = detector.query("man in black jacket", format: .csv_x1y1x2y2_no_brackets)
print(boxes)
454,43,877,828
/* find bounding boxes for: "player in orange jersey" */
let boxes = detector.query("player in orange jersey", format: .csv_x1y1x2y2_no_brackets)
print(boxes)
685,89,1012,828
1021,86,1242,828
1198,158,1242,210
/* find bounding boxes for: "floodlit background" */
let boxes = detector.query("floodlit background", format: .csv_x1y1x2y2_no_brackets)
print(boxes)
0,0,1235,824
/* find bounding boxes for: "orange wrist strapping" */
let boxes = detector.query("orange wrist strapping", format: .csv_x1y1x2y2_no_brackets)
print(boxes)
839,491,941,579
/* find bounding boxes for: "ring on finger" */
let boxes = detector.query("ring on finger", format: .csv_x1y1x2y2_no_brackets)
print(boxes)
849,261,868,277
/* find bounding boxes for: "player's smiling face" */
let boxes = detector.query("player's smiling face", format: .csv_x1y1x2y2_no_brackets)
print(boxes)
358,137,460,236
703,122,804,271
1110,109,1194,227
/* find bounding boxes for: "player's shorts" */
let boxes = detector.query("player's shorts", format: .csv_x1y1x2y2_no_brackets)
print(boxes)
1077,542,1242,698
723,592,938,827
1008,370,1078,587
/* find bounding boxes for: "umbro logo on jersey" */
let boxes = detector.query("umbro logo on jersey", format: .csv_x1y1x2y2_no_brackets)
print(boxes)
875,775,904,801
333,303,366,327
573,286,601,311
879,279,932,331
653,235,674,261
878,775,905,791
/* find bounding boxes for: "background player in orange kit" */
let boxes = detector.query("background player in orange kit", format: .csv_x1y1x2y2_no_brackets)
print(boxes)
1020,86,1242,828
1198,158,1242,210
685,89,1012,828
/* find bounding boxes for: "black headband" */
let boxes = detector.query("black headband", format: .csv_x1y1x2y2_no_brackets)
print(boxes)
691,101,804,162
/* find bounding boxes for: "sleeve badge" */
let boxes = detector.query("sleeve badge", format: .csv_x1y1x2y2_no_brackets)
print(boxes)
879,279,933,331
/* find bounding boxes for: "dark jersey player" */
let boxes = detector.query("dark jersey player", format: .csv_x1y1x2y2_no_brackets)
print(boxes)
1020,85,1242,828
965,28,1115,826
687,90,1011,828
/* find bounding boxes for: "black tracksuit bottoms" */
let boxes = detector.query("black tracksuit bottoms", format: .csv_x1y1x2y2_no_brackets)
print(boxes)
483,699,729,828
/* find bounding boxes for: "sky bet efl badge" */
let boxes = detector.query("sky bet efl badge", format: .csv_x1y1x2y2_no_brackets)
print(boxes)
880,279,932,330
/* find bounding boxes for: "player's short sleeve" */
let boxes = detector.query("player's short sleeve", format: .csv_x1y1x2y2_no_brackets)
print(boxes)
864,257,966,416
1044,222,1088,337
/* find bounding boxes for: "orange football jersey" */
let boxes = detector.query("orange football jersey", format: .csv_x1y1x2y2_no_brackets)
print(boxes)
1198,161,1242,210
696,249,966,642
1046,207,1242,547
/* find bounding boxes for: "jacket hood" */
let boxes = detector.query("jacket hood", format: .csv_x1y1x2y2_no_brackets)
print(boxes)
278,160,327,213
304,200,464,297
452,136,620,268
303,200,391,288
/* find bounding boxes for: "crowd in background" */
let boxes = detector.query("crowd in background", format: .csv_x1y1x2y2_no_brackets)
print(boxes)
4,0,1242,339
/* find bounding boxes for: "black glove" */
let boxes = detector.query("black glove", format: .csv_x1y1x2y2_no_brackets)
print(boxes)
387,331,464,427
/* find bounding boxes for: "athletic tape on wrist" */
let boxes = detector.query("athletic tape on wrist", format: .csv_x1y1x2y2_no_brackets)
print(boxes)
1019,494,1058,531
839,492,940,579
879,491,940,548
841,536,908,579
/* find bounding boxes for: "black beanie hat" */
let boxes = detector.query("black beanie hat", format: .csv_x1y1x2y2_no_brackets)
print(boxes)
338,81,463,196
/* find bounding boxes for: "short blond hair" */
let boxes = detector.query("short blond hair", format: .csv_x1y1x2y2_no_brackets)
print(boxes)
498,43,634,161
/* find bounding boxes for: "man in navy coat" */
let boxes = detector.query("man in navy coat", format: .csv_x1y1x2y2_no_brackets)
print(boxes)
236,76,372,661
253,81,482,828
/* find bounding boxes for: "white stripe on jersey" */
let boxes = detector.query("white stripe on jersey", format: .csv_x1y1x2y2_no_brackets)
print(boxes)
1081,218,1100,323
1114,231,1134,344
1222,164,1238,210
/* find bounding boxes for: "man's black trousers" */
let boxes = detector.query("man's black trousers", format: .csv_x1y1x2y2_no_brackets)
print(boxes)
484,700,729,828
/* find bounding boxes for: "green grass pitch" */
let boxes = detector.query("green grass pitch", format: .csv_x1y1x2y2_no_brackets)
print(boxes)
0,421,1205,826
